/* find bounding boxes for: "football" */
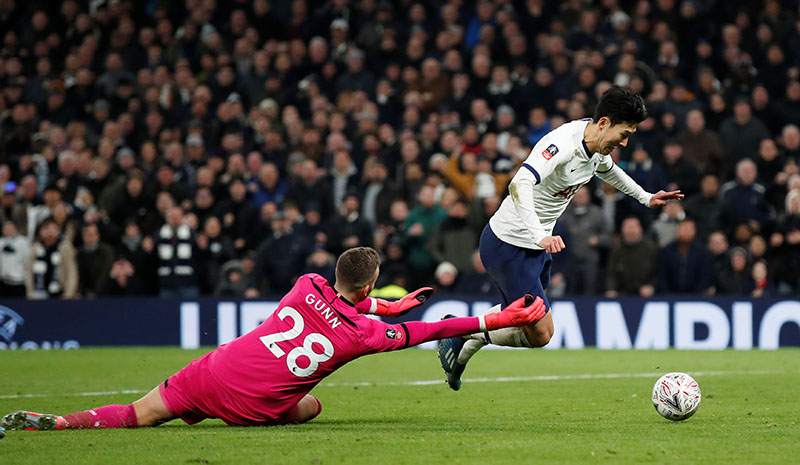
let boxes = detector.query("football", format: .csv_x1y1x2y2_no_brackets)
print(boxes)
651,372,701,421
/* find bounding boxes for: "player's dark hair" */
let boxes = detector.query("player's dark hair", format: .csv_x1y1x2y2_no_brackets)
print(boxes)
593,85,648,125
335,247,381,290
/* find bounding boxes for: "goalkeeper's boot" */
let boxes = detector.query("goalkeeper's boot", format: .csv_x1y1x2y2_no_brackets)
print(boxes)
1,411,68,431
437,315,467,391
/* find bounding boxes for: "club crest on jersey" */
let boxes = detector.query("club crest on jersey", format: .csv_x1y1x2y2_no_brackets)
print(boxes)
542,144,559,160
385,328,403,341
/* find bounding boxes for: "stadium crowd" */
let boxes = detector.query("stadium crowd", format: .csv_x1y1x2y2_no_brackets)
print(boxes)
1,0,800,300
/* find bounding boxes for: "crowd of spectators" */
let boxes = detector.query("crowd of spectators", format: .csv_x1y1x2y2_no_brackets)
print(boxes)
2,0,800,300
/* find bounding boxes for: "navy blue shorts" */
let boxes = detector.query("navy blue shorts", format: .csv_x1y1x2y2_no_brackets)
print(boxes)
479,224,552,311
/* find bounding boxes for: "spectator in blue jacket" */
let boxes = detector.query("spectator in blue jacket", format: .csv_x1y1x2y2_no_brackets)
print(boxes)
719,158,775,236
658,218,712,294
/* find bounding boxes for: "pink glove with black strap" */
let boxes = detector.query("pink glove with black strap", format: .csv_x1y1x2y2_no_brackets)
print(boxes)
481,295,546,330
371,287,434,317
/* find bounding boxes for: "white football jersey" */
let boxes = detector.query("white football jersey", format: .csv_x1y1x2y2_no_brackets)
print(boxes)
489,119,653,250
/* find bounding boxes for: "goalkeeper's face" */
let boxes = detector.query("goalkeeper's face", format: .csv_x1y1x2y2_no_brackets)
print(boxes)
598,119,638,154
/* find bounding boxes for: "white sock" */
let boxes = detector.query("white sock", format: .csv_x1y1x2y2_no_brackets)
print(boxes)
471,304,534,348
481,326,533,348
458,304,533,363
457,338,485,364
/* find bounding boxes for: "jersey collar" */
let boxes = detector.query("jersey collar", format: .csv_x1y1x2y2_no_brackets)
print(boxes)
581,139,593,158
577,119,595,159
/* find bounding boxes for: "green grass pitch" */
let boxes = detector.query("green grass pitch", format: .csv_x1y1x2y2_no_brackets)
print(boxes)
1,348,798,465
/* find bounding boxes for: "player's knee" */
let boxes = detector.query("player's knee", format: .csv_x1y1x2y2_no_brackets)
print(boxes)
293,395,322,424
523,324,554,348
532,327,554,347
133,403,160,427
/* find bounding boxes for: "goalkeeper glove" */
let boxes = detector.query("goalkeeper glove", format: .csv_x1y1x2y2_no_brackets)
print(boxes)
482,295,546,331
373,287,434,317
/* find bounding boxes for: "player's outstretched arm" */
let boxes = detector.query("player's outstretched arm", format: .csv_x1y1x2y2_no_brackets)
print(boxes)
648,190,685,208
400,295,546,347
366,287,434,317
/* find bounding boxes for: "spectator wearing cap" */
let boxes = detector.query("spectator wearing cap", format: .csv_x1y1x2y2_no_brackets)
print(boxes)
495,105,522,149
185,134,206,169
76,222,115,298
26,217,78,299
658,218,712,295
325,192,373,256
329,18,351,62
434,261,459,294
214,259,248,297
714,247,753,295
0,219,30,297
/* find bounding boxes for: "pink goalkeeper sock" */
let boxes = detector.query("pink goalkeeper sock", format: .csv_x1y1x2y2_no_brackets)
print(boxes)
62,404,138,429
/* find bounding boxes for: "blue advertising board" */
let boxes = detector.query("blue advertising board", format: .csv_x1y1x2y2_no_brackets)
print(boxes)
1,297,799,350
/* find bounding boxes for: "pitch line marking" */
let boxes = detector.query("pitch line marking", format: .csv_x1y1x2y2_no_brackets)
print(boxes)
0,370,787,400
322,369,786,387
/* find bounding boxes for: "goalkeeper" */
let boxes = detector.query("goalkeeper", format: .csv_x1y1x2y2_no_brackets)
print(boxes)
3,247,546,430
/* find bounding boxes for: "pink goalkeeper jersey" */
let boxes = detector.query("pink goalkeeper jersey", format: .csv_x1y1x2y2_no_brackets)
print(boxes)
206,274,415,423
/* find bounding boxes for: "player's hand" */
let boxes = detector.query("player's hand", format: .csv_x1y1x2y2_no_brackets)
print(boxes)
538,236,565,253
484,295,546,330
374,287,435,317
649,190,684,208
